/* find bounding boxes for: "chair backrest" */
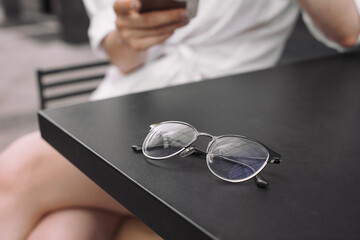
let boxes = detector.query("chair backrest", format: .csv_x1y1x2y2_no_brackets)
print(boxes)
37,61,109,109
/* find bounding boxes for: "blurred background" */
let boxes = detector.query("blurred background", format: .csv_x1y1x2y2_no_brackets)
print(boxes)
0,0,341,151
0,0,99,150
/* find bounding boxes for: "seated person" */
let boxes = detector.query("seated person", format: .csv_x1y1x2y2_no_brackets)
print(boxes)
0,0,359,239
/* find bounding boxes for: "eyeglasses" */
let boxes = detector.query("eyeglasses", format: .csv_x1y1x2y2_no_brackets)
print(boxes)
132,121,281,188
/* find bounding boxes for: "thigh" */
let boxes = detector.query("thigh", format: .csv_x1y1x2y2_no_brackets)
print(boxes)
0,131,132,215
115,217,163,240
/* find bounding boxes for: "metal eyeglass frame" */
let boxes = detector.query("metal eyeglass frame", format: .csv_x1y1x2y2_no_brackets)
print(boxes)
132,121,281,188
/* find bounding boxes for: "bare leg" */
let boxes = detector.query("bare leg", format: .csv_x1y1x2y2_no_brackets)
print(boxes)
27,208,122,240
0,131,132,240
115,217,163,240
26,209,163,240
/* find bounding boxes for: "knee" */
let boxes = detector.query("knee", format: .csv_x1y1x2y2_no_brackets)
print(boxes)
0,132,46,195
27,218,72,240
28,209,119,240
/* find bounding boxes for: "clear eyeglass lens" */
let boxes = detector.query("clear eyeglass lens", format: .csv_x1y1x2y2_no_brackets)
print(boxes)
143,122,197,158
207,136,269,181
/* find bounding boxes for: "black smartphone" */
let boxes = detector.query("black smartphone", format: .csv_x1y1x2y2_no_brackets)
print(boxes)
140,0,186,13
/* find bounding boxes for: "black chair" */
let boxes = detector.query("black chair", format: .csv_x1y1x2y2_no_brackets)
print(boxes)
36,61,109,109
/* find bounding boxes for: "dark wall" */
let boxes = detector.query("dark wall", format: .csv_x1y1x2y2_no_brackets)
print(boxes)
2,0,21,18
56,0,90,44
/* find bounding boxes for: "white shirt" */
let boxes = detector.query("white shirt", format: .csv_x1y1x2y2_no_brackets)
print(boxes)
81,0,351,100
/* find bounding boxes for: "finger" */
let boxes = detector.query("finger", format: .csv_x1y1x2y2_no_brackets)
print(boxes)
123,8,187,29
127,31,174,51
121,20,188,40
113,0,141,15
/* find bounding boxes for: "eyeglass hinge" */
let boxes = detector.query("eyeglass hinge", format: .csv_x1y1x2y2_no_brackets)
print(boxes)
269,157,281,164
131,145,142,152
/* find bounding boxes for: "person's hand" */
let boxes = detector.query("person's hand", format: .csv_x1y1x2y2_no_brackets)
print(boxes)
113,0,189,51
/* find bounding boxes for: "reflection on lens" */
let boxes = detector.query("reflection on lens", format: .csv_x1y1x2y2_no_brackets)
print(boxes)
207,136,269,182
143,122,197,158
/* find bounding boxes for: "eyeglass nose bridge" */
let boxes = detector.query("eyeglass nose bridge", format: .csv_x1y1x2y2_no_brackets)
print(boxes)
198,132,215,139
179,132,215,158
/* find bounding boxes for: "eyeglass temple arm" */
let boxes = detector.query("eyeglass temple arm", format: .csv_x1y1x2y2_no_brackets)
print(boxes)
132,144,280,162
131,144,207,156
131,145,270,188
255,148,280,188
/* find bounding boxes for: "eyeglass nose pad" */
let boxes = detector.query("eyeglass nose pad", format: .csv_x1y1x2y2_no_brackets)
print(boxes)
180,147,195,158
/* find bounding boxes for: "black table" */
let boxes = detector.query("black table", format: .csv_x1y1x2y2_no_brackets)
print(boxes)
38,52,360,240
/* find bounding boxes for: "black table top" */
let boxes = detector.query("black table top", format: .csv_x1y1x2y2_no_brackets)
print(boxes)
39,52,360,240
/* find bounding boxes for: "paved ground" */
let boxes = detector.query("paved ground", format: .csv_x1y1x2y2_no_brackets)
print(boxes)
0,8,99,151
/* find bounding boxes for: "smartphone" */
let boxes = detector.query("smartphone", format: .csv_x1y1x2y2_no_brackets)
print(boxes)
140,0,198,18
